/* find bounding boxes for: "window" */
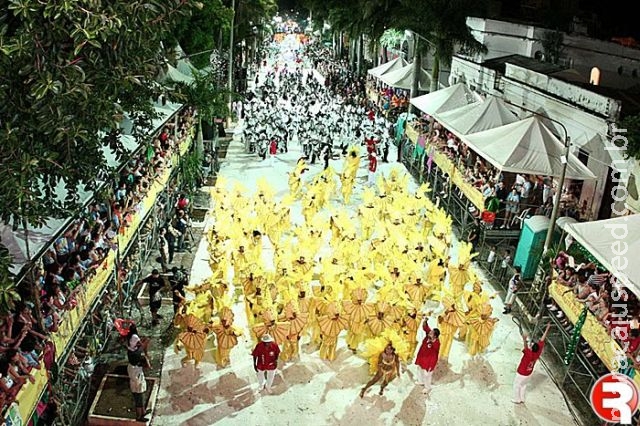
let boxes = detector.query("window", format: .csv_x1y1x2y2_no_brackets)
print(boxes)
618,66,624,75
633,69,638,78
534,50,544,61
578,148,589,166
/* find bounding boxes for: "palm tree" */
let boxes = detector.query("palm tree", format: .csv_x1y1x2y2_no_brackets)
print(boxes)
398,0,487,91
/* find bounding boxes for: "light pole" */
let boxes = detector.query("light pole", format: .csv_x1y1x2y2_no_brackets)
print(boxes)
227,0,235,125
544,136,570,252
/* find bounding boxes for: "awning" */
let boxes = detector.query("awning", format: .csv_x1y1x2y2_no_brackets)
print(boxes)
565,215,640,296
463,116,597,180
380,63,431,91
434,96,518,136
409,83,476,116
367,57,408,78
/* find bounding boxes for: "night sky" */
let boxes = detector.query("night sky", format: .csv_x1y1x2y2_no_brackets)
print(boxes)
277,0,640,41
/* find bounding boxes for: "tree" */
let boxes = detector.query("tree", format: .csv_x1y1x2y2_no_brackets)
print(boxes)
171,0,235,69
0,0,200,231
618,114,640,160
397,0,487,92
0,244,20,315
541,30,564,65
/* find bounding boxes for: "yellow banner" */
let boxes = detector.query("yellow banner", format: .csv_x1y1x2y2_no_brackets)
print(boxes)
549,282,640,386
405,125,484,210
14,365,48,422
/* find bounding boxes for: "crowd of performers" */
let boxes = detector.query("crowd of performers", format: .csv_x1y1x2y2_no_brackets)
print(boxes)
242,51,392,165
172,159,499,394
171,36,498,396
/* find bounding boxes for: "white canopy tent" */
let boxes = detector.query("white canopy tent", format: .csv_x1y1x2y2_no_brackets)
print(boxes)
434,96,519,136
162,64,195,84
565,215,640,296
380,63,431,91
367,57,408,78
409,83,476,116
462,116,597,180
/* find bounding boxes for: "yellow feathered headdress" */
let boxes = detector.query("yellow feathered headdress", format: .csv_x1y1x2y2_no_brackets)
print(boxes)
361,329,412,375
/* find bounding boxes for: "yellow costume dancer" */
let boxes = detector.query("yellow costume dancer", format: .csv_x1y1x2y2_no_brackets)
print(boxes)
340,146,360,204
279,293,308,362
175,314,209,367
318,302,349,361
366,301,397,337
466,303,499,357
448,242,477,305
400,307,423,356
426,257,447,300
437,294,466,360
359,329,411,397
404,275,431,309
358,188,379,240
288,159,308,199
343,287,373,353
211,305,243,368
252,304,289,347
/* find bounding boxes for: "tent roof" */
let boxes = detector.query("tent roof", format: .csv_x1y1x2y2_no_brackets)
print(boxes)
380,63,431,91
462,116,597,180
409,83,476,116
163,64,194,84
367,57,408,78
565,215,640,296
435,96,519,135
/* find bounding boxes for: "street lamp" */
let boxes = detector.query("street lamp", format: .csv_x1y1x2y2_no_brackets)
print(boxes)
227,0,236,125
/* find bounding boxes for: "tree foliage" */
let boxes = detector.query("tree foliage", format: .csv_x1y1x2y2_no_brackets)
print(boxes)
0,0,199,228
301,0,487,89
171,0,234,69
618,114,640,160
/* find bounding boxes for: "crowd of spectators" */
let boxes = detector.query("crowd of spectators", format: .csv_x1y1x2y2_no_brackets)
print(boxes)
366,75,410,117
548,251,640,368
408,115,587,227
0,107,195,410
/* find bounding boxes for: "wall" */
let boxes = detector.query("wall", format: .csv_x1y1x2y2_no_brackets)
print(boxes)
466,17,640,89
562,34,640,89
466,17,546,61
449,56,501,95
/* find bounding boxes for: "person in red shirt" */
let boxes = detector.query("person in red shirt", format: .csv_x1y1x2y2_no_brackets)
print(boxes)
414,318,440,395
252,334,281,393
367,152,378,187
269,139,278,166
513,323,551,404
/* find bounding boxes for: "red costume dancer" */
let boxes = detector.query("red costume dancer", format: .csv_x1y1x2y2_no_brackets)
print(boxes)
367,152,378,187
252,334,281,393
415,318,440,395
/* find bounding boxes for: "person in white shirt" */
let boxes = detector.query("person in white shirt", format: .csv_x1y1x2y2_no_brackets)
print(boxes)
503,266,522,314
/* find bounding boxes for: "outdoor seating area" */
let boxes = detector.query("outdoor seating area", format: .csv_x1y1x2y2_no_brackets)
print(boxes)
0,106,195,423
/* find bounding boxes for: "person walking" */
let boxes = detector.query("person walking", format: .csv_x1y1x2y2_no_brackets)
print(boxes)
252,334,281,394
138,269,166,326
269,138,278,166
503,266,522,314
367,152,378,187
414,317,440,395
513,323,551,404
